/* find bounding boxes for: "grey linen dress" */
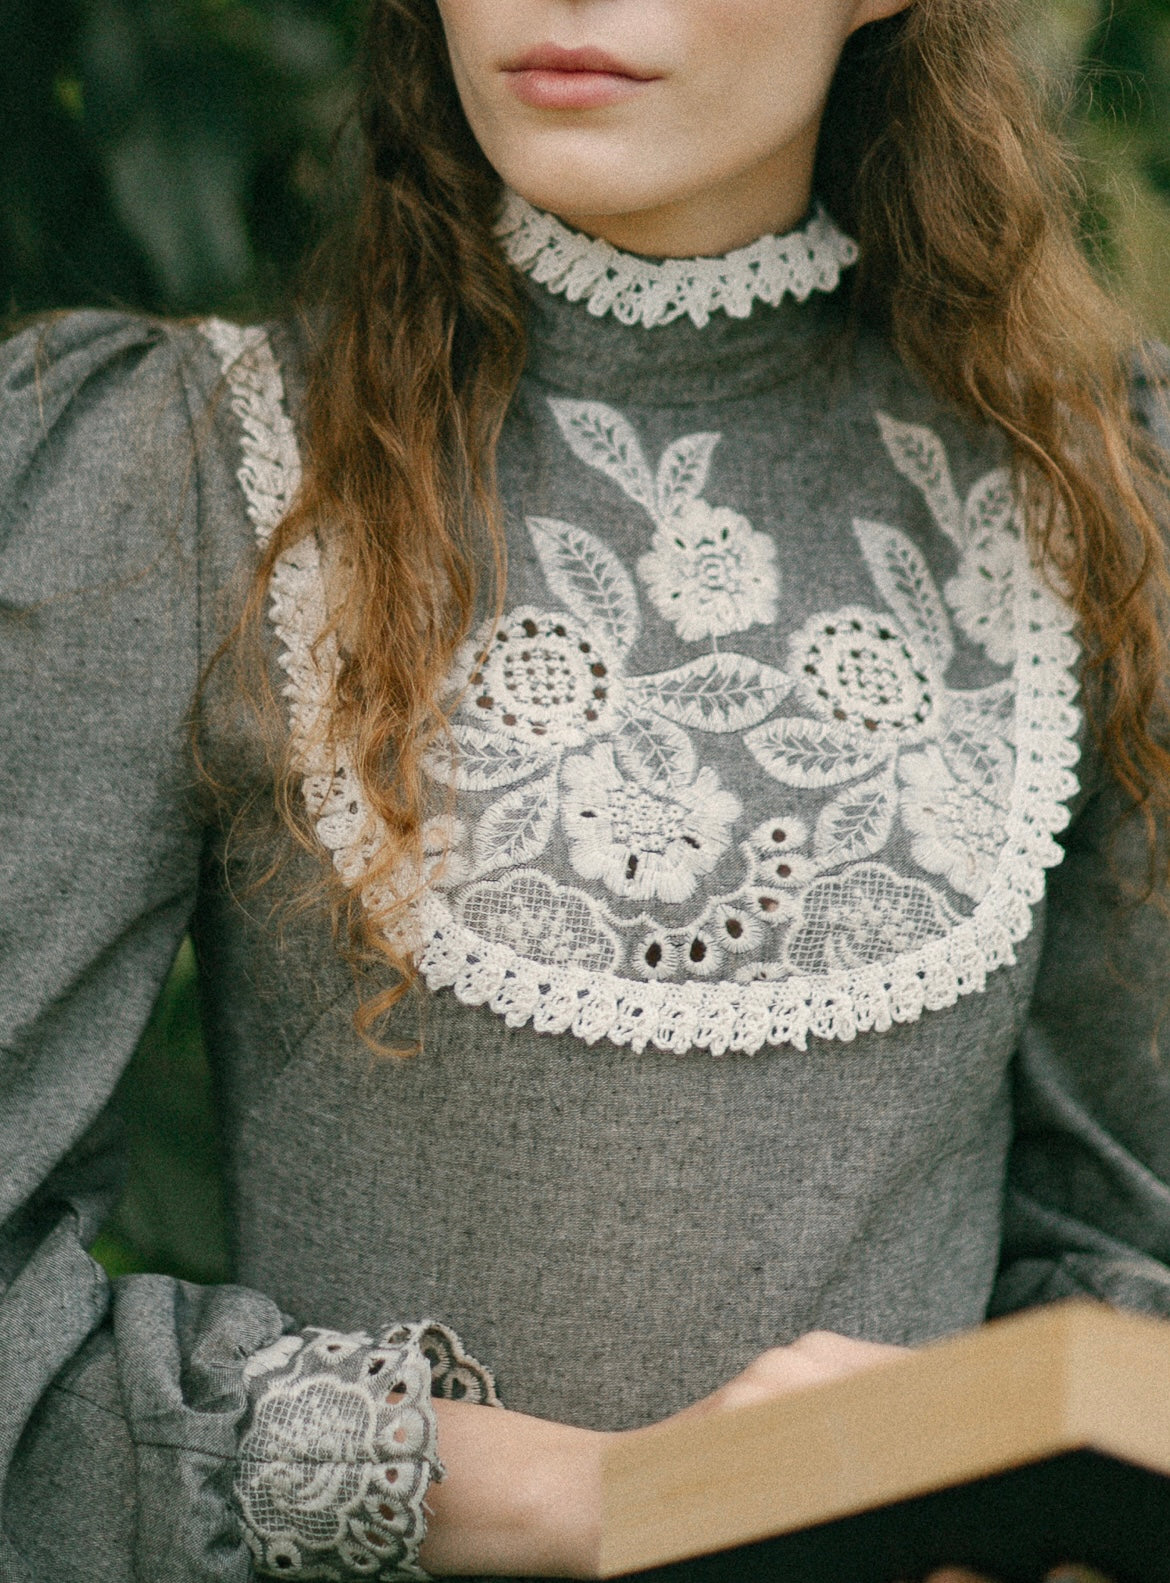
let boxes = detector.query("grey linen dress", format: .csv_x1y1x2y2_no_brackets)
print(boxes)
5,198,1170,1582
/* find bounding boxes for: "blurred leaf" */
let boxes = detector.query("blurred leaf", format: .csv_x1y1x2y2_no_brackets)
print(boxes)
104,125,251,301
90,1230,153,1278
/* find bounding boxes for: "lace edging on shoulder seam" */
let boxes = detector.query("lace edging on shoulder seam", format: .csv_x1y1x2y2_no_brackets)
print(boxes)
200,317,1081,1058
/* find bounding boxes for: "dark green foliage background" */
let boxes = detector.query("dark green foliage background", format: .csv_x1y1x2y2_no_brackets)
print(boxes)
3,0,366,320
4,0,1167,1284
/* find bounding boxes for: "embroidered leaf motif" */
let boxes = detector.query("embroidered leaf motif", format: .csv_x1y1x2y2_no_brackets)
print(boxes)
964,467,1015,546
473,773,558,873
547,398,657,518
526,516,641,656
655,432,721,520
744,717,893,789
423,723,555,792
853,519,954,676
610,710,697,789
815,766,897,866
631,652,792,732
875,412,965,549
939,721,1015,796
947,680,1017,744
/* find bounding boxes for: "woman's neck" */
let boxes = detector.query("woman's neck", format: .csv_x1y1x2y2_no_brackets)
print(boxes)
534,124,819,258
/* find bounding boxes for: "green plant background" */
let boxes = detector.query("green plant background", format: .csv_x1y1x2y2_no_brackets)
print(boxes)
5,0,1168,1284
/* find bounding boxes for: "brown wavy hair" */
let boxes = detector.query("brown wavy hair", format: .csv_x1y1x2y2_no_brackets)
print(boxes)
238,0,1170,1041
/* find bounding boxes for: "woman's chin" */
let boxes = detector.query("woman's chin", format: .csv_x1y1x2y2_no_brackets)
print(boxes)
489,158,691,239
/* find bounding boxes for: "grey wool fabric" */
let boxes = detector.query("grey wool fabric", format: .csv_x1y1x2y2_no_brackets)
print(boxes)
5,206,1170,1581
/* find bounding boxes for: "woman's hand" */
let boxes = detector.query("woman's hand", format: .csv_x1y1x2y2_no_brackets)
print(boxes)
421,1330,906,1577
667,1329,909,1421
421,1341,1118,1583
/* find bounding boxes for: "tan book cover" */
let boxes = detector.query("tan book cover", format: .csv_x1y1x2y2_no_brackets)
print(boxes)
600,1302,1170,1581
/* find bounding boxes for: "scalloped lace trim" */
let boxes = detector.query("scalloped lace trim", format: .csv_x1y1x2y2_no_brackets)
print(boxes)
200,318,1081,1057
237,1320,497,1581
494,189,860,328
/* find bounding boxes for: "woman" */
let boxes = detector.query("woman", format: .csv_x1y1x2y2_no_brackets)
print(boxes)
3,0,1170,1577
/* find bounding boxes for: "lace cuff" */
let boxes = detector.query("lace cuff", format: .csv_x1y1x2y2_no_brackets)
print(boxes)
234,1320,498,1580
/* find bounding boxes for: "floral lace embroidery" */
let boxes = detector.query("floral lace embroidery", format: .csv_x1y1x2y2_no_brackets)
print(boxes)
201,320,1081,1057
495,188,860,329
547,398,782,641
236,1321,497,1581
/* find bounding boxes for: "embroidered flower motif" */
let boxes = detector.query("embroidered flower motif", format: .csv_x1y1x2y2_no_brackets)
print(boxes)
898,746,1010,901
238,1367,431,1577
708,818,818,980
744,815,819,889
746,510,1019,880
546,398,782,643
637,499,780,643
789,605,938,736
429,596,633,879
233,1321,494,1583
430,505,787,900
455,869,620,970
746,885,802,926
458,606,621,747
747,815,809,853
707,902,765,955
631,929,682,980
679,925,726,977
629,886,786,985
561,742,741,904
300,1328,383,1368
785,862,958,974
873,416,1020,667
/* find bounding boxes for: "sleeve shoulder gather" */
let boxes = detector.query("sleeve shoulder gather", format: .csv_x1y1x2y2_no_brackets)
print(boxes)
0,311,210,599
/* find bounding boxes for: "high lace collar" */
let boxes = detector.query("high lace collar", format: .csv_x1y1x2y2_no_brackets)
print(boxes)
494,188,859,331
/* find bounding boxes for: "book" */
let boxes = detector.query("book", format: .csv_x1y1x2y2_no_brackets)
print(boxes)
600,1301,1170,1582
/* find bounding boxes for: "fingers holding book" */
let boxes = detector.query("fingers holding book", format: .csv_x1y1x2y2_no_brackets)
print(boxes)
669,1330,909,1421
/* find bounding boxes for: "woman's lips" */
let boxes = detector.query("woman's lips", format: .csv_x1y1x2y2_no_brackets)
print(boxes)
503,44,661,111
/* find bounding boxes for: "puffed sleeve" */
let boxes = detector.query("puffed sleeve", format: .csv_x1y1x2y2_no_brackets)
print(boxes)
990,352,1170,1319
0,313,495,1583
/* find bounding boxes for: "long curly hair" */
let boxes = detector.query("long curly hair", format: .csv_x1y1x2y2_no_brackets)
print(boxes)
236,0,1170,1042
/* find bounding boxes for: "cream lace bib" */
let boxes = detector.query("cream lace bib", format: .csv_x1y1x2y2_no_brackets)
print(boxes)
201,215,1078,1058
